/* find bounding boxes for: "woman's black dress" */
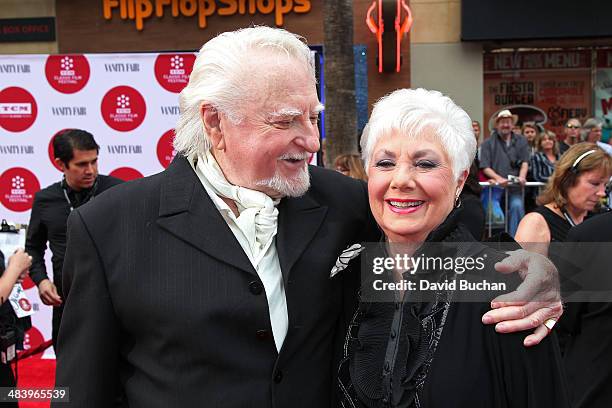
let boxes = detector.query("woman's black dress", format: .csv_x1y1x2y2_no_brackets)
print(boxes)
532,205,571,242
338,210,569,408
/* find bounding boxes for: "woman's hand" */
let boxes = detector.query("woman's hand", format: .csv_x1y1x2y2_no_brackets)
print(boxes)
481,249,563,347
7,248,32,282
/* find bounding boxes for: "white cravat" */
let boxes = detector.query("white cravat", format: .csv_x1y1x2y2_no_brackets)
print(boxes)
192,151,288,351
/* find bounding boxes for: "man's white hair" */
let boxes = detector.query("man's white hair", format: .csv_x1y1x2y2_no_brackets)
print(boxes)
174,26,315,157
360,88,476,180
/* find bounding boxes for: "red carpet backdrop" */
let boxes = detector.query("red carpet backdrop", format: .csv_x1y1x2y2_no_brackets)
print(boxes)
0,52,198,356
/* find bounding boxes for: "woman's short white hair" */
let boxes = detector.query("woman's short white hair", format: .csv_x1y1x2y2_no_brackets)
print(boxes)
174,26,315,157
360,88,476,180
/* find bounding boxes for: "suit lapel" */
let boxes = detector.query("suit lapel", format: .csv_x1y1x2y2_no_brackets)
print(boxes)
276,193,328,284
156,156,256,276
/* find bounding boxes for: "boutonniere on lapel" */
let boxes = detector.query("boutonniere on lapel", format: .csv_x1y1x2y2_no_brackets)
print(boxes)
330,243,365,278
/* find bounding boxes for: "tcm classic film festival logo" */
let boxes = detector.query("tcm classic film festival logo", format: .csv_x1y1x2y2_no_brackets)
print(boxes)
101,85,147,131
45,55,91,94
0,168,40,212
0,87,38,132
154,54,196,93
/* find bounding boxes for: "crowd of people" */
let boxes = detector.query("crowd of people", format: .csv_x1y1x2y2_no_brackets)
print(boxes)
1,25,610,408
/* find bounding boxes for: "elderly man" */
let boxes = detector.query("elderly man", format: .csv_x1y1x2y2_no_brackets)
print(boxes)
55,28,560,407
480,109,530,237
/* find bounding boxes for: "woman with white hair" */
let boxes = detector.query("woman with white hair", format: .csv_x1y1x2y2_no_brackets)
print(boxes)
336,89,569,407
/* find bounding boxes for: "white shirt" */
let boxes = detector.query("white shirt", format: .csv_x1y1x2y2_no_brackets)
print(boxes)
190,153,288,352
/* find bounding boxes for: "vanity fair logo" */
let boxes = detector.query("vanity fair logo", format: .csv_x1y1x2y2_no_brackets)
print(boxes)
0,87,38,132
0,167,40,212
154,54,196,93
101,86,146,131
45,55,91,94
157,129,177,168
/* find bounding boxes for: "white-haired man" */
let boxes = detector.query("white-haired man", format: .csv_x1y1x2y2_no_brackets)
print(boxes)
55,27,561,407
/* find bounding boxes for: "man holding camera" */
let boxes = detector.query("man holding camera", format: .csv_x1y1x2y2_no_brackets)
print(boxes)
480,109,530,236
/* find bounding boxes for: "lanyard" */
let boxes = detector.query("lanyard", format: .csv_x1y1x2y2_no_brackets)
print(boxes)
62,187,75,212
62,178,98,212
562,209,577,227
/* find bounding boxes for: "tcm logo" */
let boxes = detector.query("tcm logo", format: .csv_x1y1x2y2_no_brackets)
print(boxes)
154,53,195,93
101,85,146,131
0,167,40,212
0,103,32,114
0,87,38,132
45,55,90,94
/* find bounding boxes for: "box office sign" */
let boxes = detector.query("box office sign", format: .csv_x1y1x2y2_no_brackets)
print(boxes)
0,18,55,43
483,50,592,137
102,0,312,30
595,49,612,142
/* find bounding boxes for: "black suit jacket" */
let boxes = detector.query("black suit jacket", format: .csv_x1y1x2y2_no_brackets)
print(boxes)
560,212,612,408
55,156,379,407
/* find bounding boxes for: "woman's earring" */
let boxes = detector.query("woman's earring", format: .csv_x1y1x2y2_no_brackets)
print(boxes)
454,194,462,208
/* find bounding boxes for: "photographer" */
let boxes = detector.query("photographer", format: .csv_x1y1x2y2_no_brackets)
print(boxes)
0,248,31,404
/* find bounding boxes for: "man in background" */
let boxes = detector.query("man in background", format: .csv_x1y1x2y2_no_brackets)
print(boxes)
559,118,581,154
480,109,530,236
26,129,122,352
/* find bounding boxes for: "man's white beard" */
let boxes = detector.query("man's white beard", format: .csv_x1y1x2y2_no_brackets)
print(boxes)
256,163,310,198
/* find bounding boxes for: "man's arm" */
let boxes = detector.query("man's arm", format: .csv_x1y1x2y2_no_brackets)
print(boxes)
25,195,48,285
53,210,120,408
25,196,62,306
518,139,530,184
481,250,563,347
518,162,528,184
483,167,508,186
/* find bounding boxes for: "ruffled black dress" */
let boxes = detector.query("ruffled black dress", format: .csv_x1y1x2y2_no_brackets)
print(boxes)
337,210,570,408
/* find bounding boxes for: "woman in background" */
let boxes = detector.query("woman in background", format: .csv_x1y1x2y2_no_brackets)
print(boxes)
522,122,539,154
529,131,560,183
0,248,31,405
516,143,611,252
334,153,368,181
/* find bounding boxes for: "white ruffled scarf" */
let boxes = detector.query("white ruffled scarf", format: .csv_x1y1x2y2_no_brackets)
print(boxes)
196,150,279,262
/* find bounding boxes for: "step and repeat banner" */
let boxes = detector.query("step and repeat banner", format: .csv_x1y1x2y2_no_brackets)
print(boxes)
0,52,198,358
